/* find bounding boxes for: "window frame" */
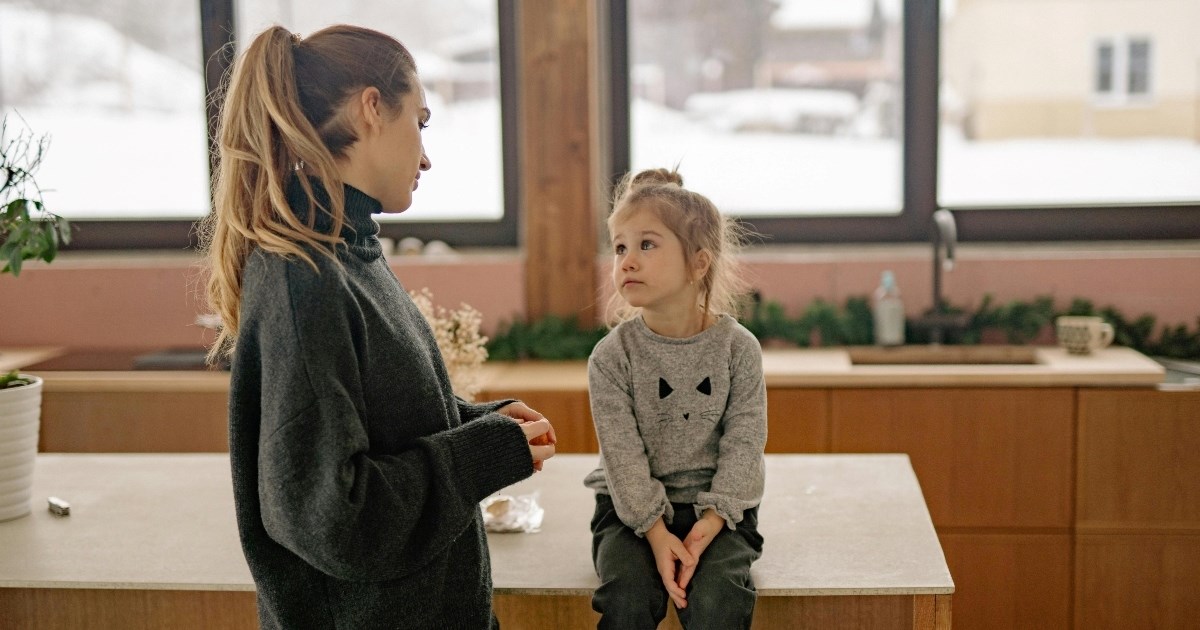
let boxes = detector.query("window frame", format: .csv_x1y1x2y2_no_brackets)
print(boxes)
60,0,520,250
610,0,1200,243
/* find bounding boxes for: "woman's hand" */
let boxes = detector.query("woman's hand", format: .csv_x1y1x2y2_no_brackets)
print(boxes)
676,509,724,590
499,403,556,471
645,518,695,609
497,401,545,424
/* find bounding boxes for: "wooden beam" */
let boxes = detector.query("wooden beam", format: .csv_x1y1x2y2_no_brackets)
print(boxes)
518,0,601,324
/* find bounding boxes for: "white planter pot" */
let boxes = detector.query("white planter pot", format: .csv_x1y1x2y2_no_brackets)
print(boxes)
0,375,42,522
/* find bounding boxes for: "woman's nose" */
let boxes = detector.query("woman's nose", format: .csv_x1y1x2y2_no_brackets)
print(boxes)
419,150,431,171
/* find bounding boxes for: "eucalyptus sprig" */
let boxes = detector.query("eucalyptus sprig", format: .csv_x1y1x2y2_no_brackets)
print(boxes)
0,115,70,276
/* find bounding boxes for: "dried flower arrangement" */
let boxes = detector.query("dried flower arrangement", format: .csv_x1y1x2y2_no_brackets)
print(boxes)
409,288,489,401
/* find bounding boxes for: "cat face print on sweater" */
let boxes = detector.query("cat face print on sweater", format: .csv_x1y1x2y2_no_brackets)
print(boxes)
651,374,722,432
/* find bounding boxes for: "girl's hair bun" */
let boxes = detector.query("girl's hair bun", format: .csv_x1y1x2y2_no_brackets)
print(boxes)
630,168,683,188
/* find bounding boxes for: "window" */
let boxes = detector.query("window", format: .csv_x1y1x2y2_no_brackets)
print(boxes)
0,0,209,220
613,0,1200,242
0,0,518,249
1094,37,1153,99
625,0,904,218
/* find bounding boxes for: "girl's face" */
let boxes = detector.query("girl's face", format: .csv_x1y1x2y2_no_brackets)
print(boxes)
610,206,701,315
361,85,432,213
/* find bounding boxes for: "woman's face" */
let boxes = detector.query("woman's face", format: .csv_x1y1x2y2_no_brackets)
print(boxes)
365,85,432,213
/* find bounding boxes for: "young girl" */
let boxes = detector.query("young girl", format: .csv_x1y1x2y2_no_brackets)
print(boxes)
200,25,554,629
585,168,767,629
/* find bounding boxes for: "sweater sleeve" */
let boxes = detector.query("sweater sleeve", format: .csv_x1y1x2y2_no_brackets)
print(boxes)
588,346,672,536
457,397,518,423
694,330,768,529
251,260,533,580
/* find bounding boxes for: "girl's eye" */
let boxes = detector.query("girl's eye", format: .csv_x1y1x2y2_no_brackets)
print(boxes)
614,244,626,255
641,240,655,250
418,121,429,130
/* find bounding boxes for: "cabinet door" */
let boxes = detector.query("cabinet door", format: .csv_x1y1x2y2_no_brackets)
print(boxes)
766,389,830,453
1077,389,1200,529
1075,534,1200,630
1075,389,1200,630
940,533,1072,630
830,388,1074,528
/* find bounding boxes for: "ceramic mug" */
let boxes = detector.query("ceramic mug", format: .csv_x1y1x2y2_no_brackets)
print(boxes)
1056,316,1114,355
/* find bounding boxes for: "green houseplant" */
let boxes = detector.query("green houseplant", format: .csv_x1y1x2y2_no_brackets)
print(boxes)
0,115,70,520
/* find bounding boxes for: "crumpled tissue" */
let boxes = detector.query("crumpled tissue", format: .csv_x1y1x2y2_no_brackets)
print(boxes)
480,492,544,533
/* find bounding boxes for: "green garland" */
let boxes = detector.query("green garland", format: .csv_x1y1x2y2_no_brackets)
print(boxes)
487,295,1200,361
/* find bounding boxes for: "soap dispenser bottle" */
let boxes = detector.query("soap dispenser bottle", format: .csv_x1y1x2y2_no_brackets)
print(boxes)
873,270,905,346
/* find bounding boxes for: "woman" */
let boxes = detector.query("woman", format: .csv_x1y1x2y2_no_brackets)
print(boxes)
200,24,555,629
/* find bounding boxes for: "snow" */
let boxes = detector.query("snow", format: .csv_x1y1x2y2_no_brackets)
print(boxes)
631,99,1200,216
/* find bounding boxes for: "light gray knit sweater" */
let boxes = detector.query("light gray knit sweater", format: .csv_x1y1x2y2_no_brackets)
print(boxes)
584,314,768,535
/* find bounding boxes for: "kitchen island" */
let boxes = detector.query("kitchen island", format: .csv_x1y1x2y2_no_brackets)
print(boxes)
0,453,953,629
4,344,1193,628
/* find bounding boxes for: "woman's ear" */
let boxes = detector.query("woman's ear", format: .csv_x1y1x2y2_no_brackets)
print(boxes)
350,87,385,135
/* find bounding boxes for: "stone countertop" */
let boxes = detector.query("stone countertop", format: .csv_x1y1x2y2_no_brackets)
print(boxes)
0,454,953,598
489,454,954,597
0,454,252,591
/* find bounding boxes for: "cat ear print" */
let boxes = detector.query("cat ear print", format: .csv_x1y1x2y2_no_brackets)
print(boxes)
659,378,673,399
696,377,711,395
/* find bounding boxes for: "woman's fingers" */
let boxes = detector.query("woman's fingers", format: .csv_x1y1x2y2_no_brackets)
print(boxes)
519,418,555,470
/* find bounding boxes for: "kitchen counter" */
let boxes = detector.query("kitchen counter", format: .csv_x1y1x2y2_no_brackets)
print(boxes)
4,345,1164,389
479,346,1164,389
0,453,953,629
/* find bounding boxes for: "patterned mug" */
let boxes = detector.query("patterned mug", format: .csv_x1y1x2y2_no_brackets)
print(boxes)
1056,316,1114,355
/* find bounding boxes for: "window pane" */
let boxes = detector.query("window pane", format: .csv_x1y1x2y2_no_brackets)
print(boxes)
1095,42,1114,94
1128,39,1151,95
0,1,208,219
628,0,904,217
940,0,1200,208
238,0,504,222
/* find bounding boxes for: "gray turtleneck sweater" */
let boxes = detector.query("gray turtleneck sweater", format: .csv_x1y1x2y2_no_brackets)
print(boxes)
228,177,533,629
584,314,767,536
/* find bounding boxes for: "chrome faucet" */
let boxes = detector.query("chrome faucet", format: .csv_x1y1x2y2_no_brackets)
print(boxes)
922,209,969,344
932,208,957,312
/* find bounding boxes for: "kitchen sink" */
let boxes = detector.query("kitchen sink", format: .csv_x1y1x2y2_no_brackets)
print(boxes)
846,345,1040,365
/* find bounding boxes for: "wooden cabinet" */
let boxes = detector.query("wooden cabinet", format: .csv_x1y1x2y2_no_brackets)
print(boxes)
829,388,1075,529
939,533,1071,630
830,388,1076,630
765,389,830,453
41,382,229,453
1075,389,1200,629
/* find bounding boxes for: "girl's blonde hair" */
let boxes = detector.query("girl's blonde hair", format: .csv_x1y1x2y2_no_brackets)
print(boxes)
606,168,750,325
199,25,418,363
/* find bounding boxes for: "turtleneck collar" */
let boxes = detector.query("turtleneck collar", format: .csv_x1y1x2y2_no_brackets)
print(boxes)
285,175,384,262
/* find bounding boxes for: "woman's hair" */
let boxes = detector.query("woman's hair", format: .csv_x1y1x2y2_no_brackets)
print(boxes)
199,25,418,363
605,168,751,325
